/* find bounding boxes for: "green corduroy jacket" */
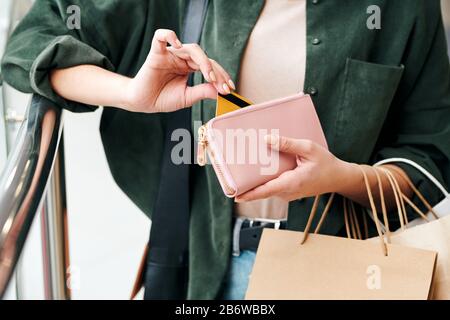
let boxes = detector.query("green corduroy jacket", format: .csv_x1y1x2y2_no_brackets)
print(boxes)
2,0,450,299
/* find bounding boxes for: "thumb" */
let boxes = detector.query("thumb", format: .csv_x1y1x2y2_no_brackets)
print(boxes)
184,83,217,106
265,135,315,158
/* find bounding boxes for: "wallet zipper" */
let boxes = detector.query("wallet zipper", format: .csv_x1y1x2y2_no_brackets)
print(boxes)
197,125,236,195
197,125,209,167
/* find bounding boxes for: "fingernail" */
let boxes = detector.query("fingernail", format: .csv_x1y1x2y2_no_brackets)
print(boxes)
222,83,231,94
175,39,182,47
209,71,217,82
264,134,279,146
235,197,244,203
228,80,236,90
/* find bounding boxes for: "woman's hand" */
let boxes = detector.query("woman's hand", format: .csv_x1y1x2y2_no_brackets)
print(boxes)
124,29,234,113
235,135,358,202
51,29,233,113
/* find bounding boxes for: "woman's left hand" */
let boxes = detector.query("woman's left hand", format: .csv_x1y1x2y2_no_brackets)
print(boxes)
235,135,357,202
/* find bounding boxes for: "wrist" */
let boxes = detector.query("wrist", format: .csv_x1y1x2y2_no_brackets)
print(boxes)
118,76,135,110
333,160,363,195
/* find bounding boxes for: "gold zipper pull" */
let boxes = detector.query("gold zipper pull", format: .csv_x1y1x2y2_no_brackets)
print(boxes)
197,125,208,166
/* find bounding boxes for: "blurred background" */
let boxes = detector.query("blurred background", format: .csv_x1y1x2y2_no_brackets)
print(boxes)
0,0,149,300
0,0,449,300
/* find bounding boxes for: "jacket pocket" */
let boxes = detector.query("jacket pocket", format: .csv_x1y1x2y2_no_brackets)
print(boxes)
334,58,405,161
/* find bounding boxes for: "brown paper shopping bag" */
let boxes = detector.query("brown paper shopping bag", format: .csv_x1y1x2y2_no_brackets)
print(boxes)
245,166,437,300
367,160,450,300
387,216,450,299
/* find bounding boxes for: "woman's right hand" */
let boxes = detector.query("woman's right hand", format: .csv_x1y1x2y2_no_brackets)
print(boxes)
124,29,234,113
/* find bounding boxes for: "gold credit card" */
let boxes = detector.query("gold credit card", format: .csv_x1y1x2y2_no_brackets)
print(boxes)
215,92,253,117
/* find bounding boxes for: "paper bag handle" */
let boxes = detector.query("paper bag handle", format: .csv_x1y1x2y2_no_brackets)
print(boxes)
300,165,388,256
350,164,438,238
340,163,440,240
343,197,368,240
373,157,448,231
376,166,436,231
381,165,439,220
374,158,449,197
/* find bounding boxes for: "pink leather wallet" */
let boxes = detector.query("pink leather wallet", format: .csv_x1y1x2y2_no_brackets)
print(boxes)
197,93,328,198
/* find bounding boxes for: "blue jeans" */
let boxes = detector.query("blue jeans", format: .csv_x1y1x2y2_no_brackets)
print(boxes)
221,250,257,300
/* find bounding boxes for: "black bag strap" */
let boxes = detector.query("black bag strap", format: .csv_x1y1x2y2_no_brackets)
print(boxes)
144,0,210,300
183,0,210,44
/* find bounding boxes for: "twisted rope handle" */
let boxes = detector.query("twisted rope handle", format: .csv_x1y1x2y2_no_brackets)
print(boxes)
300,165,388,256
381,165,439,220
347,165,438,242
376,166,437,232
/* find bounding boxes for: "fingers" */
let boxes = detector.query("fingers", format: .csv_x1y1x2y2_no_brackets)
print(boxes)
265,135,316,159
152,30,234,94
168,44,233,95
210,59,235,93
190,59,233,94
235,170,297,202
174,43,215,82
184,83,218,106
151,29,182,54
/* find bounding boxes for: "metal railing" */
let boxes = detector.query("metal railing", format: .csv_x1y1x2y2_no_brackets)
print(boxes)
0,95,69,299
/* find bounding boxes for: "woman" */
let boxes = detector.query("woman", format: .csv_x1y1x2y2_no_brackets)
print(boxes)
2,0,450,299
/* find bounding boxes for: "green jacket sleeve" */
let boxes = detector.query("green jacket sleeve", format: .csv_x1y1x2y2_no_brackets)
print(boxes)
1,0,134,112
373,1,450,215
